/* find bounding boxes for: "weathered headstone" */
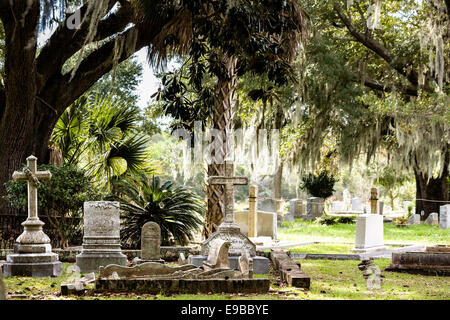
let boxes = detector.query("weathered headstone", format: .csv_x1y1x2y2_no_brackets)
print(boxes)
331,201,346,213
306,197,323,219
290,199,305,218
76,201,128,273
440,205,450,229
203,239,230,271
424,212,439,225
408,214,421,225
202,160,255,257
235,210,277,239
138,222,164,264
258,199,276,212
351,197,363,212
3,155,62,277
248,185,258,238
353,214,387,253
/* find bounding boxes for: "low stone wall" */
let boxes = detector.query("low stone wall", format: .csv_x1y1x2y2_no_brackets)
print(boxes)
95,278,270,294
1,246,201,263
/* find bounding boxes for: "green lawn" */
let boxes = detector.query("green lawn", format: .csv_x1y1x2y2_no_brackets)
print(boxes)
3,260,449,300
278,219,450,245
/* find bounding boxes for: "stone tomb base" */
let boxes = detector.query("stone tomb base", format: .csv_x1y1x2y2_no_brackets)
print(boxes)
386,249,450,276
189,255,270,274
3,252,62,277
76,253,128,274
95,278,270,294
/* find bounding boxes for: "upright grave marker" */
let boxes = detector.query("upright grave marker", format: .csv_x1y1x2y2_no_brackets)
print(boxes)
137,222,164,264
248,185,258,238
3,155,62,277
440,205,449,229
76,201,128,273
353,187,387,253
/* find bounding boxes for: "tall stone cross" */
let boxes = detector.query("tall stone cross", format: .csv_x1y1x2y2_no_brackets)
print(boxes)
12,155,51,223
208,160,248,225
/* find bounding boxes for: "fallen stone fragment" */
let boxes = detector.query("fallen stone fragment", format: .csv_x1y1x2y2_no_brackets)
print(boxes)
79,272,96,284
60,282,85,296
269,249,310,289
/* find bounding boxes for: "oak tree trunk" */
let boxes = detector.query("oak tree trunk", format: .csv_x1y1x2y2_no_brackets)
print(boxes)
414,150,450,220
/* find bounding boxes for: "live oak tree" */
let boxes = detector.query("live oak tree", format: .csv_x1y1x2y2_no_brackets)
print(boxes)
0,0,161,213
283,0,449,218
0,0,306,222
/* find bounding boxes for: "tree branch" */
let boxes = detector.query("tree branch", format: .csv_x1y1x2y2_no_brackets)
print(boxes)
36,0,133,90
333,2,423,91
354,74,418,96
40,20,166,113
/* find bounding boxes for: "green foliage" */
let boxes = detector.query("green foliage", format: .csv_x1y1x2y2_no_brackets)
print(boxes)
300,171,337,198
4,164,100,247
110,174,205,247
50,95,157,191
316,215,356,226
146,0,306,131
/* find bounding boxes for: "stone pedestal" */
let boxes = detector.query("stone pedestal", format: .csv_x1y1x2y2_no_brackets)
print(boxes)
3,219,62,277
76,201,127,273
352,214,387,253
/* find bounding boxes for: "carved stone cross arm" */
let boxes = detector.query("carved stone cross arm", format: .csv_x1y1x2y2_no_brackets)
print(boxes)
208,176,248,186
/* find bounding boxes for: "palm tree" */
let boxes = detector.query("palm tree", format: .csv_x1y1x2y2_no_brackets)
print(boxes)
50,95,157,191
110,173,205,247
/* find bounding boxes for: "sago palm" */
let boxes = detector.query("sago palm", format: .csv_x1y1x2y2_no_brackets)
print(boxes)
110,173,205,247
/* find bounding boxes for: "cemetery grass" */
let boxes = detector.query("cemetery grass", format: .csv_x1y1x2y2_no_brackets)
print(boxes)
3,261,449,300
278,219,449,246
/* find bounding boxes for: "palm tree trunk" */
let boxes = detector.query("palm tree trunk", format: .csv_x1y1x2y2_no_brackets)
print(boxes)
204,55,238,238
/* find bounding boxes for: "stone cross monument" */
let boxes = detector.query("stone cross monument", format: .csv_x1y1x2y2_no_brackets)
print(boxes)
202,160,256,257
3,155,62,277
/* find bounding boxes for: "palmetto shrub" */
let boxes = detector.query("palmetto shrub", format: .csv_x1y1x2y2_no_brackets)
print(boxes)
110,173,205,247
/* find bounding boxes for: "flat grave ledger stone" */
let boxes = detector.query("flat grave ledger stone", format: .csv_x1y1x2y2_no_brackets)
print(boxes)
353,214,387,253
424,212,439,225
386,247,450,275
3,155,62,277
76,201,128,273
439,205,449,229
